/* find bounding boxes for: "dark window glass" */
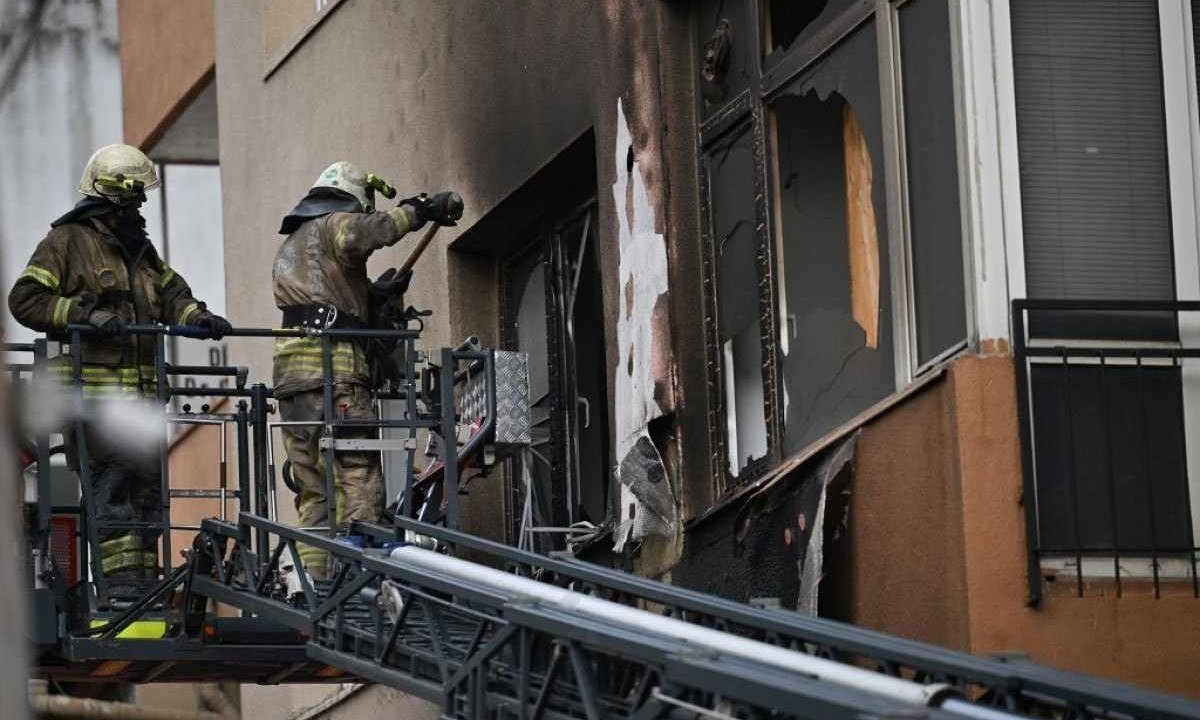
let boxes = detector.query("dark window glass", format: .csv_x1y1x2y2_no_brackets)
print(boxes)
762,0,859,60
705,127,771,479
1011,0,1175,339
898,0,967,365
1031,364,1191,553
770,22,894,456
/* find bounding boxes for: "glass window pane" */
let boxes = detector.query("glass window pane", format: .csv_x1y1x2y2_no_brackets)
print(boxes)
1012,0,1174,304
898,0,967,365
706,127,770,477
770,21,895,456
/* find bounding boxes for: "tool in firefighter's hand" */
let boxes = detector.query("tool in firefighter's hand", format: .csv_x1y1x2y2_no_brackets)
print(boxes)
395,189,464,274
399,223,442,275
365,173,396,200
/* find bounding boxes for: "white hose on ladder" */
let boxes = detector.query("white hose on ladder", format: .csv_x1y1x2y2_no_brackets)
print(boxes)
387,545,1024,720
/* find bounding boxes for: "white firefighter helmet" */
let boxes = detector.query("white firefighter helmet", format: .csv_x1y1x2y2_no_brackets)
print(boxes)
78,144,159,199
313,161,378,212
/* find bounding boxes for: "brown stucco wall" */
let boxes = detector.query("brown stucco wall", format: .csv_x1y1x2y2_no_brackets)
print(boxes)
837,353,1200,697
831,373,972,650
118,0,214,150
951,355,1200,698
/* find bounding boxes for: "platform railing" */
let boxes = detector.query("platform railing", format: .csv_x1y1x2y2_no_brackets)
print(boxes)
1012,299,1200,606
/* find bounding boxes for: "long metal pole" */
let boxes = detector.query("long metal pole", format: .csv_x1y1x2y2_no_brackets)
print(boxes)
387,546,967,710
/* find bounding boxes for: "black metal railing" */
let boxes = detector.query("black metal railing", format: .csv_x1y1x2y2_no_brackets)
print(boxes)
1013,299,1200,605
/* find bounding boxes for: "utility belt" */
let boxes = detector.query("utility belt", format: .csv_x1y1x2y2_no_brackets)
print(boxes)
280,304,366,331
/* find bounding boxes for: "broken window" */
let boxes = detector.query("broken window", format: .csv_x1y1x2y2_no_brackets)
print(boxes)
769,21,895,456
696,0,753,119
696,3,971,494
501,203,610,551
761,0,858,60
705,126,772,479
898,0,967,366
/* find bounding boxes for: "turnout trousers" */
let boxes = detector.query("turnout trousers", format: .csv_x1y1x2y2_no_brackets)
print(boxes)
277,382,384,577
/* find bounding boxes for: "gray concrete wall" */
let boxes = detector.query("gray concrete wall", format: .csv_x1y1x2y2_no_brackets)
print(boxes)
213,1,701,716
0,0,123,345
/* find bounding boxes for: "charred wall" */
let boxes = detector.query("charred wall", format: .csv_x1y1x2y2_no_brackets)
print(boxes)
215,0,704,563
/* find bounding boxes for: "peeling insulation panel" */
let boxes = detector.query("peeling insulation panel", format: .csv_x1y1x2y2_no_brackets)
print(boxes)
843,105,880,349
612,99,676,551
671,437,857,612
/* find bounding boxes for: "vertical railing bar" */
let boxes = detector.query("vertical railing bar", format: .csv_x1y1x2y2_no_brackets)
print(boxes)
321,334,337,540
440,348,459,530
33,340,52,572
403,336,417,520
251,384,271,565
1098,354,1120,598
1060,347,1084,598
156,331,172,576
1012,303,1043,606
72,328,106,599
1136,352,1160,599
236,400,251,514
1176,351,1200,600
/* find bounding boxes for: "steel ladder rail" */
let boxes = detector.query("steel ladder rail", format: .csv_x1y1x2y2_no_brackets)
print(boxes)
188,514,999,720
367,517,1200,720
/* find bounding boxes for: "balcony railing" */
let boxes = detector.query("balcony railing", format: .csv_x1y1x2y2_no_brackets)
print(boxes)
1012,299,1200,605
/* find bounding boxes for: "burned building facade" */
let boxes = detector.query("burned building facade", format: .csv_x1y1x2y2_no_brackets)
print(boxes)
116,0,1200,715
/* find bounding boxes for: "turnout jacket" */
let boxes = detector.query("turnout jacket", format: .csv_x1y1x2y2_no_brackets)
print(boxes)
9,217,212,392
272,207,415,397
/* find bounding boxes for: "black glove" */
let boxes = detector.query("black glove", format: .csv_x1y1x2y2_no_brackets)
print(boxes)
372,267,412,298
371,268,413,329
196,313,233,340
399,191,463,230
91,313,125,336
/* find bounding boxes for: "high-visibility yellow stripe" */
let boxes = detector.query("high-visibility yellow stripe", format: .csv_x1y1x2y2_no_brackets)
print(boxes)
19,265,59,292
99,534,141,554
89,620,168,640
52,297,73,328
101,549,146,573
159,266,176,288
385,206,411,236
177,301,200,325
333,223,351,252
50,364,158,389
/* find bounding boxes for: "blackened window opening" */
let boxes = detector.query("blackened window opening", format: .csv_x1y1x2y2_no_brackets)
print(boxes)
500,203,609,551
770,21,894,456
706,127,772,481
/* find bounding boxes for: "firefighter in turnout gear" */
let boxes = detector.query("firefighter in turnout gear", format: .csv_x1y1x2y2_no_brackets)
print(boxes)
8,144,232,600
273,161,461,577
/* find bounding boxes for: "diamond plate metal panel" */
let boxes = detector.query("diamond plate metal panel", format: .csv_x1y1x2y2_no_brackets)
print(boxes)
461,350,530,451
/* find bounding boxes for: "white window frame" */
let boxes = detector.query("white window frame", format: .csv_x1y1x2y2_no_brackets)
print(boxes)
967,0,1200,579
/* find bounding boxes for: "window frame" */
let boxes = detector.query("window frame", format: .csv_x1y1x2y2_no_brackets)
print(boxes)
697,0,974,495
498,199,612,546
993,0,1200,574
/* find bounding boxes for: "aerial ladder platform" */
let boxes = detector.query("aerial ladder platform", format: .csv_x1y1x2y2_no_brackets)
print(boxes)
7,323,1200,720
